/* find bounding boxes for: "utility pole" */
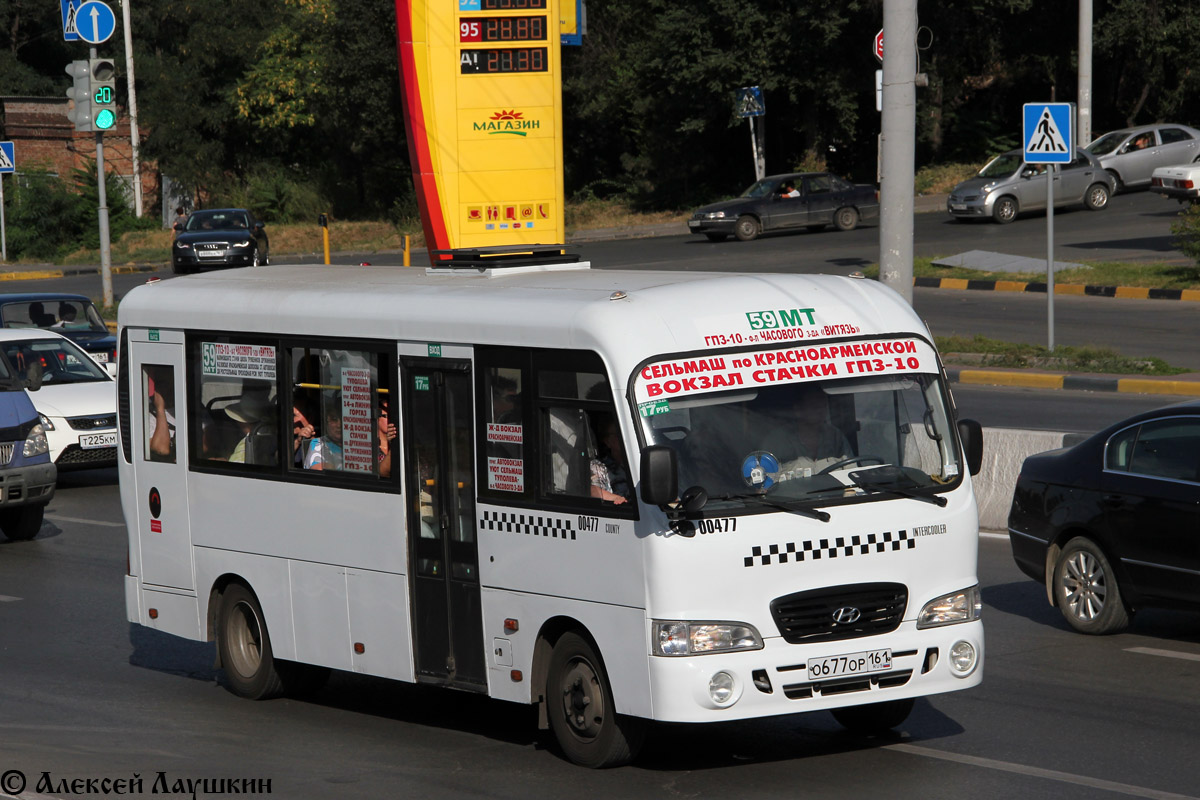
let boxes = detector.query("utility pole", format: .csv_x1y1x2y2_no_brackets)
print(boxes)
119,0,143,216
878,0,918,304
1077,0,1093,148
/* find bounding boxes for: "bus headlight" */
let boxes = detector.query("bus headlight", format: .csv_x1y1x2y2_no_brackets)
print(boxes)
653,621,763,656
23,423,49,457
916,585,982,629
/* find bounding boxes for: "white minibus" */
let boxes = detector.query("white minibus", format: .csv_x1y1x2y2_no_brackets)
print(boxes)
118,260,984,767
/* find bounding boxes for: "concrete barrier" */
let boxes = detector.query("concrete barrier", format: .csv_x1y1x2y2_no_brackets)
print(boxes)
973,427,1071,532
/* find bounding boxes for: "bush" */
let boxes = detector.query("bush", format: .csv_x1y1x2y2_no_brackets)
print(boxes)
207,165,327,225
2,164,154,262
1171,202,1200,264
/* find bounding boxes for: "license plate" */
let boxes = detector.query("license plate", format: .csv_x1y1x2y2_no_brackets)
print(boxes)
197,249,224,257
687,220,701,228
79,432,117,449
950,203,966,211
807,648,892,679
89,351,109,364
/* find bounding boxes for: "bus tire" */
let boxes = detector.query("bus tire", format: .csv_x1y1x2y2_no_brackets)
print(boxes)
217,584,285,700
0,504,44,541
831,698,914,735
547,632,644,768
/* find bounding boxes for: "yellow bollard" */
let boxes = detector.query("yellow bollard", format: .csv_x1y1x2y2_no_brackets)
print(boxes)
403,235,410,267
318,213,330,265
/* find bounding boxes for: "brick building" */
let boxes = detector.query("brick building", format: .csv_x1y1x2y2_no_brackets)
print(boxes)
0,96,157,211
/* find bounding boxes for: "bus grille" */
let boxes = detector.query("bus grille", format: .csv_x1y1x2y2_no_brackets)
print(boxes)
0,443,13,466
770,582,907,644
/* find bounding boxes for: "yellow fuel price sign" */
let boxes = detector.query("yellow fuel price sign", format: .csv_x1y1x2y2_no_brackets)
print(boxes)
396,0,565,258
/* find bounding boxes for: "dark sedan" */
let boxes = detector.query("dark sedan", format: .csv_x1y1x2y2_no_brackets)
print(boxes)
172,209,269,274
688,172,879,242
0,292,117,367
1007,401,1200,635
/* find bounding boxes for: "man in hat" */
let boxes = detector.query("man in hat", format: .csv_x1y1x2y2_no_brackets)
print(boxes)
224,390,276,465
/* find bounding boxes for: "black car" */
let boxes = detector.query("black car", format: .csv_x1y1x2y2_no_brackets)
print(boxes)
0,293,117,367
687,172,880,242
172,208,269,274
1007,401,1200,634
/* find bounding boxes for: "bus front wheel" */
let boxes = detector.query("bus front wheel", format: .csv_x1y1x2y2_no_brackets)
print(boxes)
217,584,285,700
546,632,644,768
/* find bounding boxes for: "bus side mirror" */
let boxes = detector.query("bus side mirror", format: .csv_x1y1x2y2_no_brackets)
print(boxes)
958,418,983,476
640,445,678,507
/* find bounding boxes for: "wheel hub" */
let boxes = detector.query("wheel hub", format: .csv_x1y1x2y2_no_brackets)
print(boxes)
560,659,604,740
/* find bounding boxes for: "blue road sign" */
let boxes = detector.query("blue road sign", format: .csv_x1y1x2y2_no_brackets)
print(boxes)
60,0,80,41
737,86,765,118
75,0,116,45
0,142,14,174
1023,103,1073,164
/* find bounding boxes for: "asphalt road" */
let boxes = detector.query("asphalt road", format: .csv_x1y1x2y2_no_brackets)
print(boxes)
32,189,1200,372
2,470,1198,799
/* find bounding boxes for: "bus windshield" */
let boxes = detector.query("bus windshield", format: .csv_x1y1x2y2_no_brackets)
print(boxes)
639,373,961,514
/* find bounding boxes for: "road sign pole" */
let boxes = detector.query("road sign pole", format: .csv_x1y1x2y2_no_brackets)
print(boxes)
1046,165,1055,351
91,44,113,307
1,175,7,262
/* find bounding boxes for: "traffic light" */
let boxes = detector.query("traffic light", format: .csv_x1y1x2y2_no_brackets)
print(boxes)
89,58,117,131
65,60,93,132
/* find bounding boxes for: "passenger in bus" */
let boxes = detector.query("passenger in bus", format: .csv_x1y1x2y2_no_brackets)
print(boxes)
589,415,631,505
292,402,316,466
377,398,397,477
304,403,344,471
775,384,852,473
146,367,176,462
224,391,277,465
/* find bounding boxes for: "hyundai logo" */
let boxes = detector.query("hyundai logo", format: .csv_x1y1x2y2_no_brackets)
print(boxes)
832,606,862,625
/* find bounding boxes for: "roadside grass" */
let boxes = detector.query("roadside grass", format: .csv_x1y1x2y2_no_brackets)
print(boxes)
935,334,1189,376
862,256,1200,290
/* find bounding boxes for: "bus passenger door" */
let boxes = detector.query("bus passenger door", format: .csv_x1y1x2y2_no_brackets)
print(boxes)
127,331,194,591
402,360,485,689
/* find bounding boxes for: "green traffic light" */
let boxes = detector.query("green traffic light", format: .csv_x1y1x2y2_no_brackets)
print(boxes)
95,108,116,130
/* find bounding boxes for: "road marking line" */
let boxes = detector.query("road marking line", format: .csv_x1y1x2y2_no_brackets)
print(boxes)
980,532,1008,540
886,742,1199,800
1126,646,1200,663
0,594,21,602
45,514,125,528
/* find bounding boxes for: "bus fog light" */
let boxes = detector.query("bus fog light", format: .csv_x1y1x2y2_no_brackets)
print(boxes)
708,671,736,705
949,640,977,677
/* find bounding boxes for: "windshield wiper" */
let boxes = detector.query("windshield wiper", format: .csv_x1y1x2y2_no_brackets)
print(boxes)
845,466,948,507
716,492,831,522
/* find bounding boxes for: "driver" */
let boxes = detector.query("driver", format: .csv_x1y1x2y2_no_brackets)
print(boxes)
775,384,853,475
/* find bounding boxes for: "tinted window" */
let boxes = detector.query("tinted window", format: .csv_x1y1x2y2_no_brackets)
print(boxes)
805,175,833,194
1159,128,1193,145
1108,418,1200,482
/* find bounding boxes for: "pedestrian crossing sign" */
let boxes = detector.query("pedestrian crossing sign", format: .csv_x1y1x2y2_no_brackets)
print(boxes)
0,141,14,174
1023,103,1073,164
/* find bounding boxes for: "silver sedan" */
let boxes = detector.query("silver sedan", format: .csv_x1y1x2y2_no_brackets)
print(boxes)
1084,123,1200,192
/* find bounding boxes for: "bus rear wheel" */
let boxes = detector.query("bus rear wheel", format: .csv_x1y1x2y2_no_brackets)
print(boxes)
831,698,914,735
218,584,285,700
547,632,644,768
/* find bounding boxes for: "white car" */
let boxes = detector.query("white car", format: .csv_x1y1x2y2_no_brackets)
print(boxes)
1150,153,1200,204
0,329,117,470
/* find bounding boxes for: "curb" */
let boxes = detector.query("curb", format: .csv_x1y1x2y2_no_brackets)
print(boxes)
916,276,1200,302
946,366,1200,397
0,264,159,282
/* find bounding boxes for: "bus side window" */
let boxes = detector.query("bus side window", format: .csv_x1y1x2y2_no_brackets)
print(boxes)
143,364,176,463
191,338,281,468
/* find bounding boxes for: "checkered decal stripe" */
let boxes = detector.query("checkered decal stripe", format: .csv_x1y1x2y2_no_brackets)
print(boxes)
479,510,576,540
744,531,916,567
